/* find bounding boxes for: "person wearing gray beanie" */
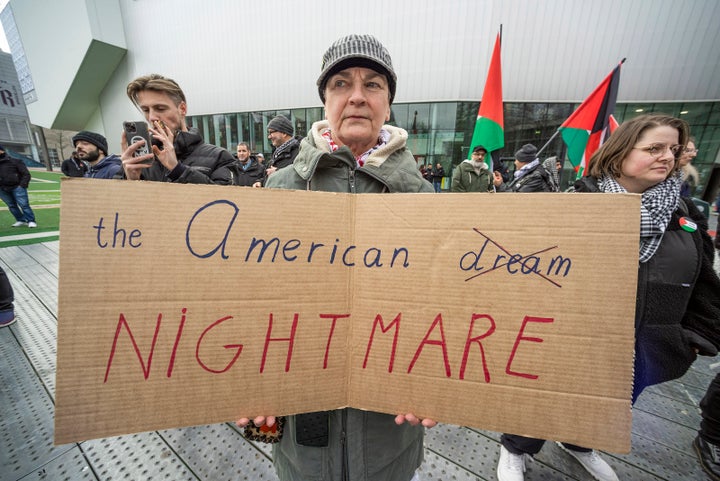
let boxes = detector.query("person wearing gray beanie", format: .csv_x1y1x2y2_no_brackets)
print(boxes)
267,115,294,137
265,115,301,178
238,33,433,481
493,143,556,192
317,34,397,104
514,143,538,164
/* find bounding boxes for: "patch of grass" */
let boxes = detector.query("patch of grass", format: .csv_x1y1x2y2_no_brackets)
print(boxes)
0,208,59,235
0,169,62,246
28,169,62,206
28,170,63,182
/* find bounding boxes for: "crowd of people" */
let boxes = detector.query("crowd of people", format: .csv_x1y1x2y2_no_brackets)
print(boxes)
2,32,719,481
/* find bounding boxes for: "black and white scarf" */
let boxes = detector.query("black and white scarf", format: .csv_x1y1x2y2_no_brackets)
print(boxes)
272,136,300,161
598,173,681,263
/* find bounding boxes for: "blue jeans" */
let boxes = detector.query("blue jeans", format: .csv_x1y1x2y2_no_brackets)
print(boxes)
0,186,35,223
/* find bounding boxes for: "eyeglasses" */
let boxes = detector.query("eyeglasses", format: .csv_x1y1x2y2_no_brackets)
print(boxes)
633,143,683,158
683,148,698,154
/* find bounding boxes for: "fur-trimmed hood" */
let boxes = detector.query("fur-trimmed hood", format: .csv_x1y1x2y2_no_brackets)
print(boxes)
266,120,433,194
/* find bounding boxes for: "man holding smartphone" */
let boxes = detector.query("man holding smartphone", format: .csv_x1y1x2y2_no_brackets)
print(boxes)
121,74,237,184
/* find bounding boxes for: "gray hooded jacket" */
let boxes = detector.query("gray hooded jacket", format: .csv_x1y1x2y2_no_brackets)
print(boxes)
266,120,430,481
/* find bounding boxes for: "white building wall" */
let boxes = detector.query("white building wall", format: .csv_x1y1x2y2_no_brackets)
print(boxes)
10,0,126,128
7,0,720,148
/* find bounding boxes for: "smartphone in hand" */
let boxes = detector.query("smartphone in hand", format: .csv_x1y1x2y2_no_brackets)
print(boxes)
123,121,153,163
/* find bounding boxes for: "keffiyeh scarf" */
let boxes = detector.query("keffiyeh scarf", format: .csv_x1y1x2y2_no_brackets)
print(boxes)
598,173,682,263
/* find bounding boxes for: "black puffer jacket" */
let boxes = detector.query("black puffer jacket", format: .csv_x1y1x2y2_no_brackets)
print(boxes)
0,154,31,190
234,156,266,187
141,130,236,184
575,176,720,401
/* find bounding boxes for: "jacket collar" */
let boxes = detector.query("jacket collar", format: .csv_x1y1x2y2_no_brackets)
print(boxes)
174,130,203,159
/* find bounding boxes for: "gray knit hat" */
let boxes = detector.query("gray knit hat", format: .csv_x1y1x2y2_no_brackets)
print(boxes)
267,115,294,136
73,131,108,155
317,34,397,104
515,144,538,163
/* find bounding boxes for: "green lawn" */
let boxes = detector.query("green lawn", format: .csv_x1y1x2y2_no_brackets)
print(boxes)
0,169,62,246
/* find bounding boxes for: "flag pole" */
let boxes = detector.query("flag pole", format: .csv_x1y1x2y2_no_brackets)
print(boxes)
536,58,626,160
535,130,560,158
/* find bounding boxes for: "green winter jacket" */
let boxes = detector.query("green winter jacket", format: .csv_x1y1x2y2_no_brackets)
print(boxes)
266,121,433,194
450,160,492,192
265,120,429,481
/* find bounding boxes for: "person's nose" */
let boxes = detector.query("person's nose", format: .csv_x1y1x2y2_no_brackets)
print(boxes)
348,83,367,104
659,149,676,162
147,110,161,123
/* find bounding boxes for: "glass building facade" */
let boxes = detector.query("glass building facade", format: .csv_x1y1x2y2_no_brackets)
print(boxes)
188,100,720,199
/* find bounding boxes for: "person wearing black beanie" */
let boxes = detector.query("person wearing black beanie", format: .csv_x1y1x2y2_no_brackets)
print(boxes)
72,131,108,155
73,131,123,179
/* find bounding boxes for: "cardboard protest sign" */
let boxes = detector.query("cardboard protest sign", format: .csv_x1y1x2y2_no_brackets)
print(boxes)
55,178,639,452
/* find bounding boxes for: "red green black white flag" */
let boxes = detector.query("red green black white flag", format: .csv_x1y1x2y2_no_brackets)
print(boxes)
559,60,624,177
468,32,504,170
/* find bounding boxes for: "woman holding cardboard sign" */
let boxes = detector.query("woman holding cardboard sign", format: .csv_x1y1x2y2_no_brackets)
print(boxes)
497,114,720,481
236,34,434,481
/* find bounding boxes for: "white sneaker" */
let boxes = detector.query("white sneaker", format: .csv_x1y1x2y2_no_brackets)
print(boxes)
11,221,26,227
497,445,529,481
28,221,37,228
556,442,619,481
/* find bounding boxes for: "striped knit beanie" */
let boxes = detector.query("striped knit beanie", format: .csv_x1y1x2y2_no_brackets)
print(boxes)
317,34,397,104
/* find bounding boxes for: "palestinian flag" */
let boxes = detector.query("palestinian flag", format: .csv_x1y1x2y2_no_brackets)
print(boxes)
560,60,624,177
469,32,504,171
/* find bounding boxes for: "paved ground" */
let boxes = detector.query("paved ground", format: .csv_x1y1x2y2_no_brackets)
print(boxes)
0,224,718,480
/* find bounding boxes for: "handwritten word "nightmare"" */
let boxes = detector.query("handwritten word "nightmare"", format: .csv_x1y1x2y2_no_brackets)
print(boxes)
103,309,554,384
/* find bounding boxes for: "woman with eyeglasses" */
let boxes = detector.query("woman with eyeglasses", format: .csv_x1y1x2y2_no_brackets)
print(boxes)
497,113,720,481
575,113,720,401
